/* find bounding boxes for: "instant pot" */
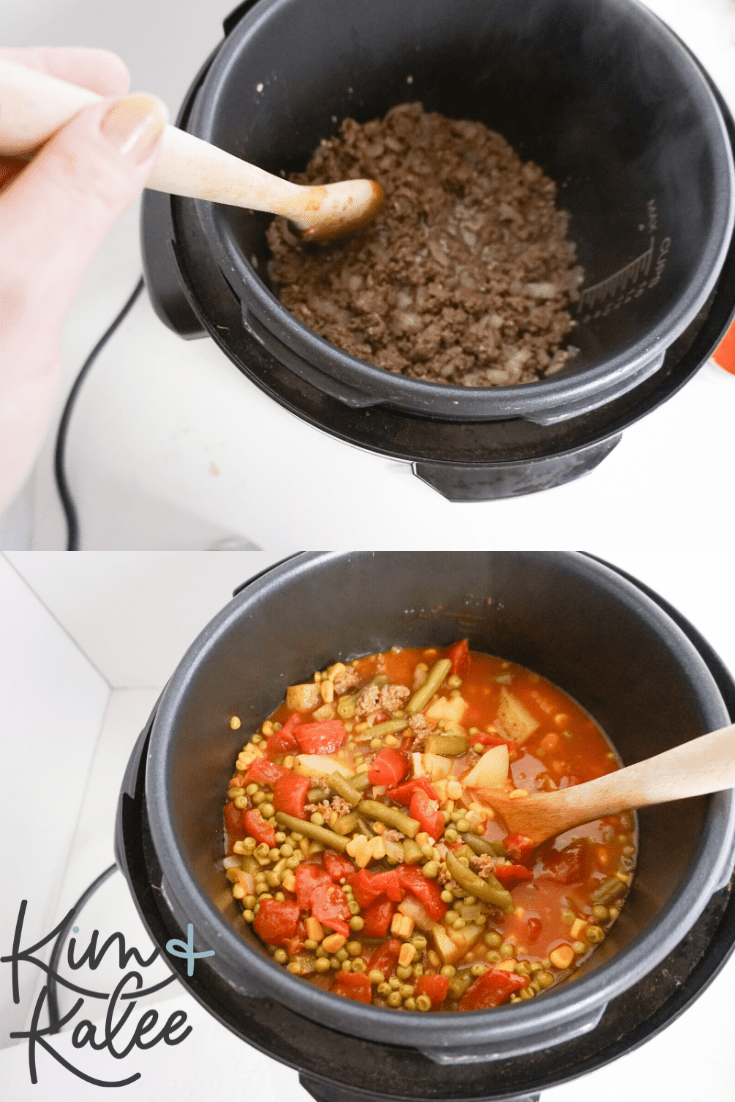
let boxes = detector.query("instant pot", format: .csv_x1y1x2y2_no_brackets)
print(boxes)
141,0,735,500
116,552,735,1102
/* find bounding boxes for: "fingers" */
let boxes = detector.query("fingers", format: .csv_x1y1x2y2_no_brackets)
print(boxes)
0,46,130,96
0,92,166,339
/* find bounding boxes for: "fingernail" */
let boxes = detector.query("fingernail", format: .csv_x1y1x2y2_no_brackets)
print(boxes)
101,93,167,163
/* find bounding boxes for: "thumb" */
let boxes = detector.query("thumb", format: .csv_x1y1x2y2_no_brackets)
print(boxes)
1,92,167,336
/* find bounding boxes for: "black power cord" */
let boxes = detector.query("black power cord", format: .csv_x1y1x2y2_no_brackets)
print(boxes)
53,276,145,551
46,863,119,1033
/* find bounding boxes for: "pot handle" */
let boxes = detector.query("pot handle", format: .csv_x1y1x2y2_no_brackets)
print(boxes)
413,435,621,501
418,1003,606,1065
223,0,262,36
299,1074,540,1102
523,353,666,425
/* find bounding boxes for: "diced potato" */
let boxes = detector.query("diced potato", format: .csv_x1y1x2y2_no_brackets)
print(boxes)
425,696,468,725
458,922,483,952
422,753,454,781
398,895,434,932
462,744,509,788
430,921,483,964
286,682,322,712
455,902,483,923
431,922,464,964
412,753,426,777
312,702,336,722
293,754,355,777
496,688,539,743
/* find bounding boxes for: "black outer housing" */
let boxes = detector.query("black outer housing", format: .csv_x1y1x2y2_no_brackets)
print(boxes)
115,553,735,1102
141,0,735,501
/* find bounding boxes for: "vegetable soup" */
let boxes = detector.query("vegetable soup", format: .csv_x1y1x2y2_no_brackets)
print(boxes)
223,643,635,1011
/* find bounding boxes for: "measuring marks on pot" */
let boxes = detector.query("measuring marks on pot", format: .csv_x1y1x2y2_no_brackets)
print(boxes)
578,199,671,323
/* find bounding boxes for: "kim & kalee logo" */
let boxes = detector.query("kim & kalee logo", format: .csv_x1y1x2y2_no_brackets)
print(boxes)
2,899,215,1087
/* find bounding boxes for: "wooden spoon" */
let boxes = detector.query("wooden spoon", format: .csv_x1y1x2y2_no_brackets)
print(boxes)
0,59,383,242
476,721,735,847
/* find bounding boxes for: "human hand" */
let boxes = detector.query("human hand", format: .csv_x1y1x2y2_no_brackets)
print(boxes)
0,47,167,513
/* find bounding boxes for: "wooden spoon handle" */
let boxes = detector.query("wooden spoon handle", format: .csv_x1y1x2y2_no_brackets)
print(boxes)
0,59,304,213
542,720,735,824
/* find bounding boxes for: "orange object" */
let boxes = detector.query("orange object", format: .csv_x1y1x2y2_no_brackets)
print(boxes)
713,316,735,374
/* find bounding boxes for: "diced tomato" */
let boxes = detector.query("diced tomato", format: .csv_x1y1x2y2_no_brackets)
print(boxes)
504,833,535,866
247,759,287,786
349,868,403,909
272,773,311,819
447,639,471,677
494,864,533,890
224,800,243,836
323,851,357,882
385,776,438,806
409,788,445,840
332,971,372,1003
367,938,402,977
284,920,307,957
229,774,247,787
294,863,331,910
415,973,450,1008
360,897,395,938
265,713,302,759
253,899,300,947
458,968,528,1010
474,733,520,759
295,719,349,755
524,917,542,944
397,866,447,921
242,809,276,848
311,882,352,937
368,747,410,787
545,839,592,885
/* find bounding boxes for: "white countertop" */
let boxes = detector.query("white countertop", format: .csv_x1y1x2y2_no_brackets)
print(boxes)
1,0,735,550
1,550,735,1101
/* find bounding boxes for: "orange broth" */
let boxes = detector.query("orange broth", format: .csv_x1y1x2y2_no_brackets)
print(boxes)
223,643,636,1011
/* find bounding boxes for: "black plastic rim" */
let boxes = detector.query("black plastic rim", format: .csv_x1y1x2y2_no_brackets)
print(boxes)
115,554,735,1102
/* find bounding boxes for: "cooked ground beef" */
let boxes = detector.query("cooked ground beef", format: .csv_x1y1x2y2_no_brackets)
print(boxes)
267,102,582,388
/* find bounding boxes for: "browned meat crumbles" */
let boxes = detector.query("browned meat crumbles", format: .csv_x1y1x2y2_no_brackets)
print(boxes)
267,102,583,388
379,683,411,712
355,683,381,717
332,666,361,695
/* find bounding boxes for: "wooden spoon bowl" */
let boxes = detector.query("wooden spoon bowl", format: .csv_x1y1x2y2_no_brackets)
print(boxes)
0,59,383,241
476,721,735,847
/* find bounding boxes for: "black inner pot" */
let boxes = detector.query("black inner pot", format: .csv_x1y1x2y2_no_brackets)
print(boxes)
116,553,735,1102
138,554,734,1057
185,0,733,423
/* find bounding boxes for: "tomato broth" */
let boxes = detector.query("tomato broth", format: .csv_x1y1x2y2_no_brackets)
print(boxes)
223,644,636,1012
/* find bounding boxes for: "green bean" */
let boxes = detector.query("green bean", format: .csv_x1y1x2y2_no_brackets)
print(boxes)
445,850,514,913
327,771,362,806
402,838,424,865
447,971,473,999
307,787,329,802
332,810,360,836
366,718,409,740
464,834,508,859
337,692,361,719
350,771,371,792
592,876,626,905
406,659,452,714
274,812,348,852
425,733,468,756
358,800,420,838
356,817,376,837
